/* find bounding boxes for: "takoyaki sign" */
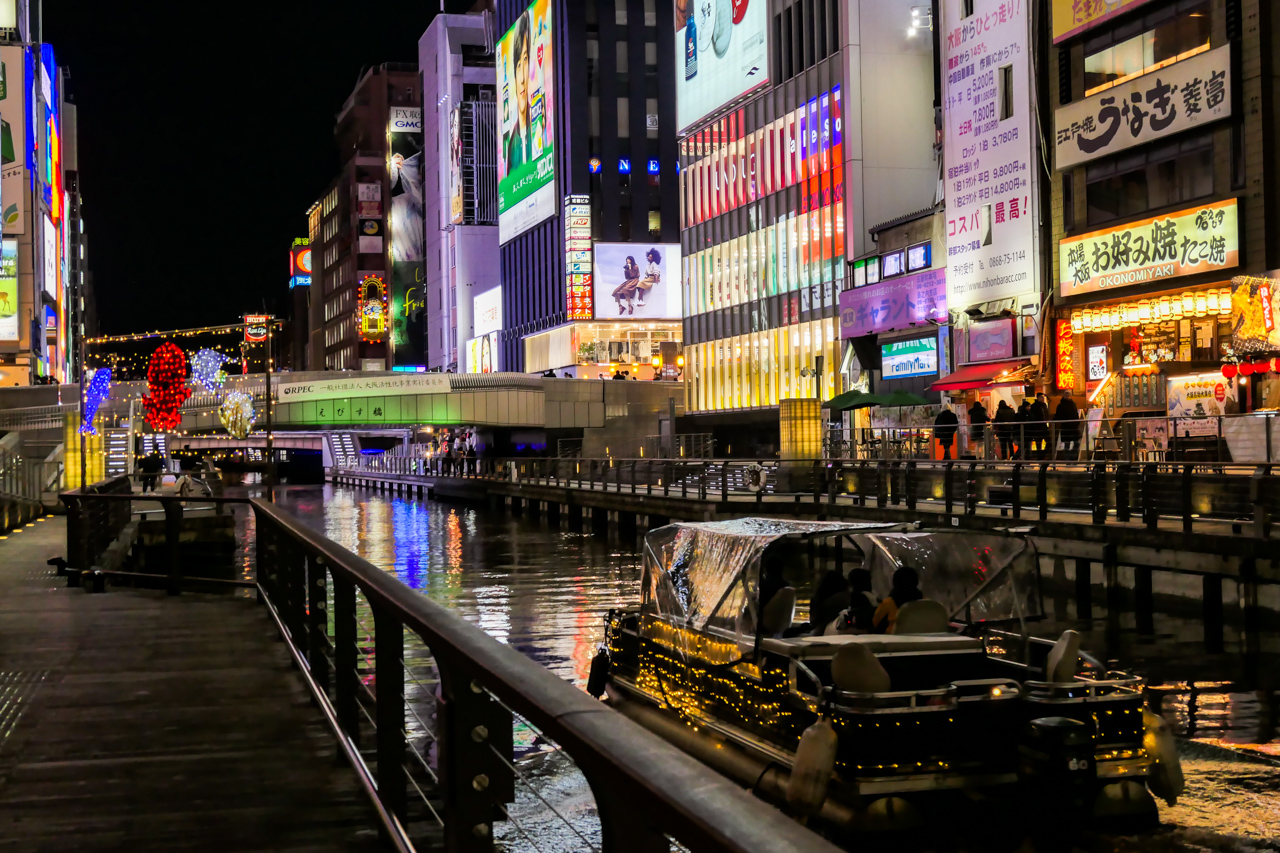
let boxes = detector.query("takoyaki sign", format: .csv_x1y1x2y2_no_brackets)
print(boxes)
1167,373,1236,437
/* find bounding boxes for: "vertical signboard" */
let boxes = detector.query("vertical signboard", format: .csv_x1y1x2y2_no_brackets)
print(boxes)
0,45,24,233
497,0,556,243
389,106,425,365
565,194,592,319
0,238,16,340
449,105,464,225
942,0,1037,309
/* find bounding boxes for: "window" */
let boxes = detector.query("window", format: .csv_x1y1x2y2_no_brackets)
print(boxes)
962,0,974,18
998,65,1013,120
1084,131,1213,224
1083,1,1210,96
1063,173,1075,231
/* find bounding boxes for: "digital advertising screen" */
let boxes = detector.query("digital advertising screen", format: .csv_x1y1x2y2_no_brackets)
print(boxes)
466,331,500,374
0,238,17,340
0,46,28,234
674,0,769,133
880,338,938,380
592,243,682,319
497,0,556,244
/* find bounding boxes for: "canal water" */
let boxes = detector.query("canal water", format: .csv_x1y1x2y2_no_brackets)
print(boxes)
272,484,1280,851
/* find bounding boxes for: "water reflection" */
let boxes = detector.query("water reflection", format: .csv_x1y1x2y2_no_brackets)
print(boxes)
274,484,641,687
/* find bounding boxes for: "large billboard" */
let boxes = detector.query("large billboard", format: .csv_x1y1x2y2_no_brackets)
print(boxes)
0,238,16,340
465,331,500,373
389,106,425,365
473,286,503,337
1052,0,1156,44
0,45,26,233
449,106,464,225
497,0,556,244
592,243,682,319
674,0,769,133
290,241,312,288
942,0,1038,308
1054,46,1230,171
1059,199,1238,299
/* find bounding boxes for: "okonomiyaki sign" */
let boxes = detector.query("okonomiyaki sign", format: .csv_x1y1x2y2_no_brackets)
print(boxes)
1058,199,1238,298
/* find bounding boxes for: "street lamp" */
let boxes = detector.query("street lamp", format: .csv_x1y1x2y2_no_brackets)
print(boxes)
909,5,933,36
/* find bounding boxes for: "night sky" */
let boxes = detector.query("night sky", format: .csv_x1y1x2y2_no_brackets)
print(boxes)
44,2,447,335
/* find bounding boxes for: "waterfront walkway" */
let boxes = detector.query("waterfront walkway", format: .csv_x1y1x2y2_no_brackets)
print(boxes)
0,515,382,852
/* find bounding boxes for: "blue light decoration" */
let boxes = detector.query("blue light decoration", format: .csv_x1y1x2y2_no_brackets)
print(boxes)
218,390,256,439
647,159,660,175
618,158,631,174
79,368,111,435
190,347,231,393
588,158,602,174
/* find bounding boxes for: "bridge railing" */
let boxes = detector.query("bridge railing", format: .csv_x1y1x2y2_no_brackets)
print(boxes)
336,454,1276,538
59,481,844,853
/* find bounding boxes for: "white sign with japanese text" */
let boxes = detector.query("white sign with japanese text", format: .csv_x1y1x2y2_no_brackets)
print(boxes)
275,373,451,403
942,0,1039,309
1058,199,1238,298
1054,45,1230,171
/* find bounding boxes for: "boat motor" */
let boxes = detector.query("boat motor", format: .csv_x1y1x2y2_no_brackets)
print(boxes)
1017,715,1096,833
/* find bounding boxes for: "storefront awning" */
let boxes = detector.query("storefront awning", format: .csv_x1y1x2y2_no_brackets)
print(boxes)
929,359,1034,392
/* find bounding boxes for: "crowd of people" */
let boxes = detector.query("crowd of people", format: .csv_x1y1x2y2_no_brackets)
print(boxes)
932,392,1083,460
759,547,926,637
429,432,480,475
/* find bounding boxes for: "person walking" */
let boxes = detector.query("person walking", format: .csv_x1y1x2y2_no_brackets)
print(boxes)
933,406,959,460
1028,393,1050,460
968,400,989,458
994,400,1017,460
1015,399,1032,459
1054,392,1082,460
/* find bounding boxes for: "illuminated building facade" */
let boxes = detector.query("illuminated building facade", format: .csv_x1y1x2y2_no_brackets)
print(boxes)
679,0,938,450
494,0,683,376
1048,0,1278,415
307,64,422,372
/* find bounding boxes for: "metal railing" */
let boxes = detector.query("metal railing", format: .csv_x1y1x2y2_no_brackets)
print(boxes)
824,411,1280,464
60,482,844,853
336,453,1277,537
0,444,52,503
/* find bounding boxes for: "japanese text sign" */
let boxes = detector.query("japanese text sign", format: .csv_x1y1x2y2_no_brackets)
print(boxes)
967,317,1016,362
1059,199,1238,298
1230,275,1280,354
1052,0,1156,44
942,0,1038,308
564,195,593,319
1056,319,1075,390
839,268,946,339
1055,46,1230,170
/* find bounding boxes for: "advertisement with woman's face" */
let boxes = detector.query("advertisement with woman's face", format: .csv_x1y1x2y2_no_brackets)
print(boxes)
497,0,556,243
593,243,683,319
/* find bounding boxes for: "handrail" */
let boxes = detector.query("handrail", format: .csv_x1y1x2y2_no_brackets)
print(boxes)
251,497,844,853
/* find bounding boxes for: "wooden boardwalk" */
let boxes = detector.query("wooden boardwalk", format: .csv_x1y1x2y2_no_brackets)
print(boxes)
0,516,383,852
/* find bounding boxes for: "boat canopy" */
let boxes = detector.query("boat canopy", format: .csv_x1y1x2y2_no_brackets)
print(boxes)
642,519,1043,639
642,519,904,633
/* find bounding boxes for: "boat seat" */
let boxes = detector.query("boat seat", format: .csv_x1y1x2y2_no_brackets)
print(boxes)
892,599,949,634
831,643,892,693
1044,629,1081,683
761,633,982,658
761,587,797,637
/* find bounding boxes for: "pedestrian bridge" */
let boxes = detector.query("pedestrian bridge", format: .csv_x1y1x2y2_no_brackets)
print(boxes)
0,372,683,434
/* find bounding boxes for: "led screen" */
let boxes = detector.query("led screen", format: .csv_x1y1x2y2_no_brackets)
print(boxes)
881,338,938,379
675,0,769,133
497,0,556,243
592,243,682,319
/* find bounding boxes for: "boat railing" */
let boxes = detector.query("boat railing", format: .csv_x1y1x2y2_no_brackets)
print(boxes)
825,685,958,713
949,678,1023,701
1022,673,1144,702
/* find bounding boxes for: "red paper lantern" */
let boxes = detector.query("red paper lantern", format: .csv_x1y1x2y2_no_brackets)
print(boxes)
1257,360,1274,375
1239,362,1254,377
1273,357,1280,373
1222,363,1238,379
142,342,192,431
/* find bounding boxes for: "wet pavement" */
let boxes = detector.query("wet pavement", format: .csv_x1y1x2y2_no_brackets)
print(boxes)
271,484,1280,851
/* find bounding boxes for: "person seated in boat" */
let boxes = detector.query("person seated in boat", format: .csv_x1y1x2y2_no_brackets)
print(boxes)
871,566,923,634
806,568,850,635
820,569,878,635
757,549,798,638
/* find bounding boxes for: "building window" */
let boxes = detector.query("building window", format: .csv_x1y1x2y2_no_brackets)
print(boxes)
1083,1,1210,97
1063,173,1075,232
998,65,1013,120
1084,131,1213,225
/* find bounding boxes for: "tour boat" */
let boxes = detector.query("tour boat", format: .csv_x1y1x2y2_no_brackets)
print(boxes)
591,518,1181,837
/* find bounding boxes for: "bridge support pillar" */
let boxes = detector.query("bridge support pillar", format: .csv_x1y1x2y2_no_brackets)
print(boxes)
1134,566,1154,635
567,504,583,532
591,507,608,538
546,501,561,525
1074,558,1092,621
1203,574,1224,653
618,511,637,546
509,496,523,516
528,499,541,520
